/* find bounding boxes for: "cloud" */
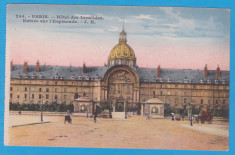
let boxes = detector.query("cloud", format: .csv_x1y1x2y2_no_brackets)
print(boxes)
135,14,154,20
107,26,119,32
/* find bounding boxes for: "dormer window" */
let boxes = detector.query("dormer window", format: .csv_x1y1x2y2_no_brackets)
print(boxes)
55,74,58,79
207,79,211,84
167,77,171,82
40,73,43,79
95,76,99,81
222,79,226,84
71,74,75,80
200,79,204,83
215,80,218,84
32,73,36,78
24,73,28,78
184,79,188,83
160,77,164,83
17,72,21,78
143,77,146,82
79,76,82,80
60,76,63,80
153,78,156,82
86,76,89,80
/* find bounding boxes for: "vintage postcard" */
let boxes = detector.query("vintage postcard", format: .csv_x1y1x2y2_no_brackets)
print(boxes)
4,4,230,151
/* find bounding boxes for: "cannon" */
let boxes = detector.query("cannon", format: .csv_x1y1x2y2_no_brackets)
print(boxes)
198,109,213,124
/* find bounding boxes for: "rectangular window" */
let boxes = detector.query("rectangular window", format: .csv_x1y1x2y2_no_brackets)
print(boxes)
223,99,226,104
46,88,49,92
24,94,27,99
10,87,13,91
55,88,58,92
153,91,156,97
64,88,67,93
10,93,12,98
55,94,58,100
39,94,42,99
201,99,203,104
46,94,49,99
39,88,42,92
160,91,163,96
64,95,67,100
25,87,27,91
17,95,20,98
32,94,34,99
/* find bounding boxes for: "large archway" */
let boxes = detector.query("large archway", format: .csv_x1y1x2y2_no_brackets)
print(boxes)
103,65,140,112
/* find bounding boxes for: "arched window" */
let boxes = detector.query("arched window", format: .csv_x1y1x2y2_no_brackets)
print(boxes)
117,59,121,65
129,60,133,66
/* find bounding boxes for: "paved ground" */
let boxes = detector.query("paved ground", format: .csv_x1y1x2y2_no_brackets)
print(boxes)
6,114,229,151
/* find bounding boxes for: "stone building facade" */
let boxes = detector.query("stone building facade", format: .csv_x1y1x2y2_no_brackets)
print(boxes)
9,28,230,114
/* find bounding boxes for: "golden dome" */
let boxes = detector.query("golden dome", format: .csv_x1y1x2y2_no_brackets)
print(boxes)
109,43,136,60
108,28,136,67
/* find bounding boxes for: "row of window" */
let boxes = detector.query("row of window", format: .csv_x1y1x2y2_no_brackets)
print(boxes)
144,77,226,84
10,87,69,93
110,59,134,66
10,93,68,100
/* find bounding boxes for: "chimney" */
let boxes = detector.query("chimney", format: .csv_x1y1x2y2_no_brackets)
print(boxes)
216,65,220,79
204,64,207,78
23,61,28,73
36,60,40,72
10,60,13,71
157,65,161,77
83,62,86,74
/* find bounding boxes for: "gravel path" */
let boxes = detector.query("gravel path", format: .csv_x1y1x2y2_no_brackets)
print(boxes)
6,115,229,151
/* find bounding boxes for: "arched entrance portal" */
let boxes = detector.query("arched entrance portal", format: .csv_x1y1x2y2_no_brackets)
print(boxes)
108,70,134,112
103,65,140,113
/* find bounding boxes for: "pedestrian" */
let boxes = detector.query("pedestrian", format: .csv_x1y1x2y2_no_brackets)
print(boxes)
182,114,185,121
64,110,72,124
171,113,175,121
94,111,97,123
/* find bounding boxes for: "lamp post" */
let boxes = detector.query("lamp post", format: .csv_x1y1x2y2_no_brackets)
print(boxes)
188,105,193,126
41,95,43,122
86,104,88,118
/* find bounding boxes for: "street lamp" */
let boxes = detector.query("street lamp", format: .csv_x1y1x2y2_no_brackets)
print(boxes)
86,104,88,118
188,105,193,126
41,95,43,122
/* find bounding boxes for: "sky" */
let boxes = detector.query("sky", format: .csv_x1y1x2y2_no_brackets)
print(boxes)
6,4,230,70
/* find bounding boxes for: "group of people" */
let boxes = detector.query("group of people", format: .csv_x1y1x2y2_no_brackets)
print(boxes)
64,110,98,124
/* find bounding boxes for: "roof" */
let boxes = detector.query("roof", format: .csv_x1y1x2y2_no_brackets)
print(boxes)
143,98,164,104
10,64,230,84
74,96,92,102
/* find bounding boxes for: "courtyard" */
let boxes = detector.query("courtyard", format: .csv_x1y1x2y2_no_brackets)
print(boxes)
6,113,229,151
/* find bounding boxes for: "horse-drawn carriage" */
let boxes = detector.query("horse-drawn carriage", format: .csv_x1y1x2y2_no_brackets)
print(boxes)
198,108,213,124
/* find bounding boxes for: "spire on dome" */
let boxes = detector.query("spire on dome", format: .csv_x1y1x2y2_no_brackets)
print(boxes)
119,21,127,43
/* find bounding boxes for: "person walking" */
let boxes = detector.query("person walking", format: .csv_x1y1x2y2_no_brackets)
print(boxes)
94,111,97,123
64,110,72,124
